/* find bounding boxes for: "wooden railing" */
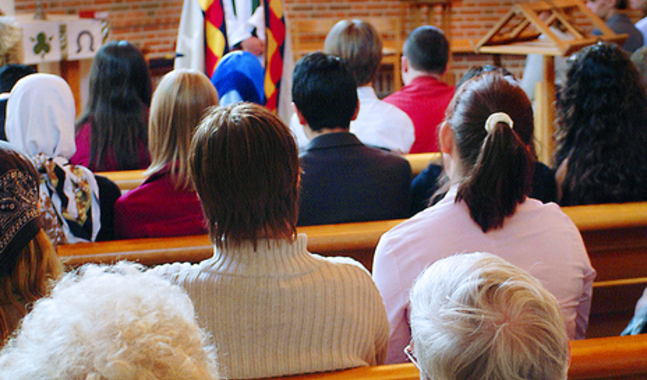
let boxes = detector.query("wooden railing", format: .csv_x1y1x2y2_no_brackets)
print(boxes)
97,153,443,192
255,334,647,380
56,201,647,337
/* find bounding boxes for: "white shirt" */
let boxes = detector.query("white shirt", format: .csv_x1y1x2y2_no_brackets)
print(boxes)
150,235,390,379
372,186,596,364
290,86,415,154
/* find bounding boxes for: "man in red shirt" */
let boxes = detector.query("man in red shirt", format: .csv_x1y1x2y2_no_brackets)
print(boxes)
384,26,455,153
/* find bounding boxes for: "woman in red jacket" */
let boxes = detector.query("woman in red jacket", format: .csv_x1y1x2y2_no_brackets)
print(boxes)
114,69,218,238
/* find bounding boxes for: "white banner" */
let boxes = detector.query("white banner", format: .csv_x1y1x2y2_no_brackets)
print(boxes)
66,19,103,60
21,21,61,64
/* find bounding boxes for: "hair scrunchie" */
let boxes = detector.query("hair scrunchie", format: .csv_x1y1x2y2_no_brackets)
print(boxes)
485,112,514,133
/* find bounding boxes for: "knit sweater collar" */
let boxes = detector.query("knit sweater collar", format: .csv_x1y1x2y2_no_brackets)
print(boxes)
204,234,321,276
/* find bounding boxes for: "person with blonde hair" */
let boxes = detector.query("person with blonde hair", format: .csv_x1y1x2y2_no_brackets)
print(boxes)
408,252,570,380
0,262,219,379
0,142,63,345
289,19,414,154
114,69,218,238
151,102,389,379
0,17,23,67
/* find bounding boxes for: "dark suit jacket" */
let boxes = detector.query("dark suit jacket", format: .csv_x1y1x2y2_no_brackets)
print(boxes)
298,132,411,226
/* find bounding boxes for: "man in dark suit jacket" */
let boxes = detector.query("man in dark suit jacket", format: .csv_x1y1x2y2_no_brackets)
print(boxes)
293,52,412,226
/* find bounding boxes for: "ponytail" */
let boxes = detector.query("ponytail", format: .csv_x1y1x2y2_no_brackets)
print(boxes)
456,120,533,232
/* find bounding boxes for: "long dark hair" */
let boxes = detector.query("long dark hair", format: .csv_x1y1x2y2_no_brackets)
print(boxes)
450,73,534,232
76,40,152,171
554,42,647,205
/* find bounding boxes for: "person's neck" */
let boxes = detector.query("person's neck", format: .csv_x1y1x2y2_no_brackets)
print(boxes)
403,70,442,86
306,127,349,140
444,151,466,186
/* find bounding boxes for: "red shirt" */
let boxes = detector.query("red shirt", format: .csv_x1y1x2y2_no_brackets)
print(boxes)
384,76,454,153
70,122,151,171
114,167,207,239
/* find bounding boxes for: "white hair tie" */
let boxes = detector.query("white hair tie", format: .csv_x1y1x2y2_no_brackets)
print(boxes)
485,112,514,133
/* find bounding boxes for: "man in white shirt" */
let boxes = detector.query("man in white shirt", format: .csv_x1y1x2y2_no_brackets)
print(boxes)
289,19,414,154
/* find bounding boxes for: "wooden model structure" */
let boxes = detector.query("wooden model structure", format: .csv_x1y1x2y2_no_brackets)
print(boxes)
474,0,627,163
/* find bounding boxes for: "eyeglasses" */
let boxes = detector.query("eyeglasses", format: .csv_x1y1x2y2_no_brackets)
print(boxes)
404,342,420,370
405,342,429,380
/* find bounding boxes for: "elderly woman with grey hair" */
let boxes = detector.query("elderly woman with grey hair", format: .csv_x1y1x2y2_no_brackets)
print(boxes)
408,252,570,380
0,262,219,380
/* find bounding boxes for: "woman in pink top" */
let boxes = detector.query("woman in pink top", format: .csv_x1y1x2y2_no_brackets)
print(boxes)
71,40,152,171
372,71,595,364
114,69,218,238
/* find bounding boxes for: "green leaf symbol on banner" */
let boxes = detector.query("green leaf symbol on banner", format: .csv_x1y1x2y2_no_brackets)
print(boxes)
31,32,53,58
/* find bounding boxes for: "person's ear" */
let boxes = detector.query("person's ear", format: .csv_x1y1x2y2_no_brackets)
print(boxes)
439,121,454,155
292,103,308,126
351,99,360,121
402,55,409,74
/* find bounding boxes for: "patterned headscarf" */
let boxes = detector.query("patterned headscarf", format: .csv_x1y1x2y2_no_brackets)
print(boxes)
0,142,41,274
5,74,101,245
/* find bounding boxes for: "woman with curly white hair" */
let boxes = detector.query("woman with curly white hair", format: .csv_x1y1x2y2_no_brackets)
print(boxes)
0,262,219,380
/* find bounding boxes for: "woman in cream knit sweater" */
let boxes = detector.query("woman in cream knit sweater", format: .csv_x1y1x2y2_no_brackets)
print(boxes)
150,103,389,379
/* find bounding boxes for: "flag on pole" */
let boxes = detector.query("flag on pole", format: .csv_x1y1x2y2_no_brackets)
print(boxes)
263,0,285,113
200,0,229,78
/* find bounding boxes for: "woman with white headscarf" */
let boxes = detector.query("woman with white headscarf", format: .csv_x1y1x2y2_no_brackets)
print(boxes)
5,73,119,244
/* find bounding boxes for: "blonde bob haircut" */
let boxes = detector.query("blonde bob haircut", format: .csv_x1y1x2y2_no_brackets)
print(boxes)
409,252,569,380
324,19,383,87
147,69,219,191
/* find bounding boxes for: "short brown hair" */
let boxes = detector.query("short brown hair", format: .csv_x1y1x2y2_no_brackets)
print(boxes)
190,103,299,248
324,20,382,86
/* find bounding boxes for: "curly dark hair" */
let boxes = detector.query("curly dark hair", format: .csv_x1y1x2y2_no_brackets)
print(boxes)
554,42,647,205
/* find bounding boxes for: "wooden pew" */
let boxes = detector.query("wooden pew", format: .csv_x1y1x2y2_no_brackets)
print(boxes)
56,201,647,337
97,153,442,192
56,219,404,268
570,202,647,338
405,152,441,176
96,169,146,191
257,334,647,380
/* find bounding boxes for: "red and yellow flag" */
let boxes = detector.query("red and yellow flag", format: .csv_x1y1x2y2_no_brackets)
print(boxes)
200,0,229,78
263,0,285,112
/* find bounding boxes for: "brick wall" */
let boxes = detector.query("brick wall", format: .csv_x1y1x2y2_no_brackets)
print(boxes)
13,0,644,82
14,0,183,59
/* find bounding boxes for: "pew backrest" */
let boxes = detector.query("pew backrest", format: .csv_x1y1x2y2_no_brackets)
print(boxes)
97,153,443,191
256,334,647,380
56,201,647,337
57,201,647,272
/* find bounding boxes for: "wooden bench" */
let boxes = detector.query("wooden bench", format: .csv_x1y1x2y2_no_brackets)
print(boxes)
257,334,647,380
570,202,647,338
56,201,647,337
98,153,442,192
